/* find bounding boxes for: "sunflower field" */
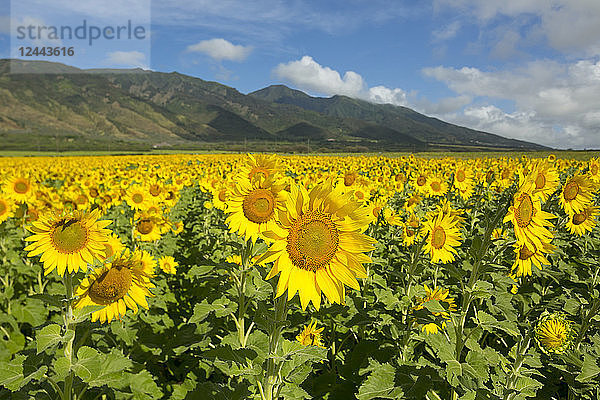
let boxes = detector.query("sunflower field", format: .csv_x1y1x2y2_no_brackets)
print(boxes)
1,153,600,400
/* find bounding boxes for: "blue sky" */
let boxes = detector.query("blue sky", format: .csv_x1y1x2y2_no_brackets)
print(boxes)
1,0,600,149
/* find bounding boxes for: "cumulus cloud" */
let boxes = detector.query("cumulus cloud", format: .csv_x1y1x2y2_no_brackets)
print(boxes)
273,56,410,106
186,38,253,62
422,59,600,148
105,51,148,69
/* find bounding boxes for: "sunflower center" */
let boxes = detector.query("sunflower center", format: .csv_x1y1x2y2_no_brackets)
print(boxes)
242,189,275,224
88,266,132,305
515,194,534,228
287,210,339,271
0,201,6,215
563,182,579,201
519,244,536,260
572,212,587,225
137,219,154,234
535,173,546,189
456,170,466,182
51,219,88,254
344,173,356,186
417,176,426,186
218,189,227,202
431,226,446,249
132,193,144,204
89,188,99,198
592,164,598,175
149,185,161,196
372,206,381,218
14,180,29,194
431,181,441,192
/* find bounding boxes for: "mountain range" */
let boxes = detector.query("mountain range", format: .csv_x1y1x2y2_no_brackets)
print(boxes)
0,59,547,152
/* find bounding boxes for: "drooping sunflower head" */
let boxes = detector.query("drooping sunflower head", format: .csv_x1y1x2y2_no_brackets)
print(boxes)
566,204,598,236
24,208,112,276
296,321,325,348
511,241,555,277
259,181,375,310
412,284,456,334
74,249,155,324
534,312,575,355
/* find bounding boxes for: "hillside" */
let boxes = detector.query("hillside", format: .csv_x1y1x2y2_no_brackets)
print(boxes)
0,59,547,152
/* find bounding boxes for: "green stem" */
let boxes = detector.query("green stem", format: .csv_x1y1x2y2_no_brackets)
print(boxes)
263,295,288,400
574,297,600,350
62,273,75,400
237,240,254,347
455,197,508,362
503,332,532,400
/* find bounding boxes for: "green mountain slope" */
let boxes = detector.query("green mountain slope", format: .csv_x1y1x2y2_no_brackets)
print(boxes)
0,59,547,152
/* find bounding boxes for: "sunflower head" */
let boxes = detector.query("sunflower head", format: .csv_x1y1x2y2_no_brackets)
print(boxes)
296,321,325,348
24,208,112,276
534,312,575,355
74,249,155,324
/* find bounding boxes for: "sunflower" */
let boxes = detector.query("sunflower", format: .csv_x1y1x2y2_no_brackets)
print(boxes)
534,312,575,355
238,153,280,185
413,284,457,334
411,173,429,195
403,194,422,213
158,256,178,274
225,176,287,242
402,213,421,247
73,249,155,324
296,321,325,347
422,211,462,264
453,164,475,193
134,212,163,242
511,241,555,277
521,161,559,203
382,207,402,226
24,209,112,276
125,185,152,211
0,197,16,224
589,158,600,183
504,190,555,250
258,181,375,310
103,233,125,259
566,204,599,236
559,175,597,215
427,176,448,197
4,176,35,204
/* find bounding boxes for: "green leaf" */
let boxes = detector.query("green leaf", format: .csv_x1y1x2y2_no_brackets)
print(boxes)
36,324,63,354
129,370,163,399
423,299,447,314
576,354,600,383
0,354,25,391
53,356,72,380
280,382,311,399
73,346,132,388
357,360,402,400
30,294,63,308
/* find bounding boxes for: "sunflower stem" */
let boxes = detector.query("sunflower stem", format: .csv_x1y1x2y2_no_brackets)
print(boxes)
263,294,288,400
574,297,600,350
62,273,75,400
237,239,253,347
503,331,532,400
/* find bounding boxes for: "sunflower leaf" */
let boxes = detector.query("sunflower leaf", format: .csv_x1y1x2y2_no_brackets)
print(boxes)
0,354,26,391
36,323,63,354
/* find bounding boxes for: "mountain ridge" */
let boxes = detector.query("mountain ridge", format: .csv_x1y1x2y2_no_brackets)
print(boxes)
0,59,548,152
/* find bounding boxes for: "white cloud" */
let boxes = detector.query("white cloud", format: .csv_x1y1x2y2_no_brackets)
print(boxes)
273,56,412,107
105,51,148,69
432,21,461,41
186,38,252,62
422,59,600,149
273,56,365,97
434,0,600,56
